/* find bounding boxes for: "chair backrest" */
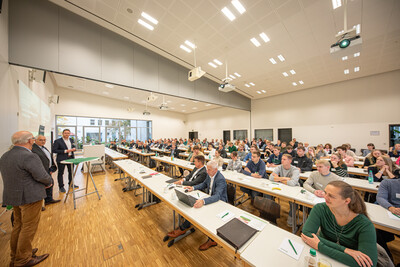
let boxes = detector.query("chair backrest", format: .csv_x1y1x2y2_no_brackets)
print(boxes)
253,196,280,225
226,184,236,205
376,243,394,267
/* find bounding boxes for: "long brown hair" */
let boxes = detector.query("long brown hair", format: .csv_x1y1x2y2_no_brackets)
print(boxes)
328,180,369,219
332,153,346,168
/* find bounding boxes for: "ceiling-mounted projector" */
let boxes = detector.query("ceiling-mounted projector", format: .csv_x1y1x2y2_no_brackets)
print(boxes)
188,66,206,81
147,93,158,102
159,103,168,110
143,110,151,115
218,82,235,93
330,27,362,58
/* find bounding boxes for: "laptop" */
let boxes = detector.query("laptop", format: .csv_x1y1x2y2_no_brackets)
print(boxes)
174,189,197,207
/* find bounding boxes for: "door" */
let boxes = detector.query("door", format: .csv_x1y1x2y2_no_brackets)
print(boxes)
278,128,292,143
83,126,100,144
223,130,231,144
189,131,198,140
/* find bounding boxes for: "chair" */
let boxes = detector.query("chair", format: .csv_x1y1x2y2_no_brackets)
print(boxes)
91,156,105,173
253,196,280,225
377,243,395,267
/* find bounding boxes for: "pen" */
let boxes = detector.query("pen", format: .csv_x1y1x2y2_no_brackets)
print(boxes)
197,193,200,198
240,216,251,222
288,239,297,255
392,213,400,219
221,212,229,218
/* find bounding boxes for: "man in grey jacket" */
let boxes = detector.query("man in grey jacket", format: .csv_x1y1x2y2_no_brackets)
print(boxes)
0,131,52,267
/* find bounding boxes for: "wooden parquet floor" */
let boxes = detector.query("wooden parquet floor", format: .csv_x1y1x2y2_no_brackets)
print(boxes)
0,164,399,266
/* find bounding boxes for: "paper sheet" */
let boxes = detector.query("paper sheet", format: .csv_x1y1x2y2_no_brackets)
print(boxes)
238,214,267,231
217,210,235,222
191,191,209,200
278,238,304,260
387,211,400,221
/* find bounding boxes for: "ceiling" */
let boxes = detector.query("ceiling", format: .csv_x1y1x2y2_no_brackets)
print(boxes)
51,72,220,114
49,0,400,99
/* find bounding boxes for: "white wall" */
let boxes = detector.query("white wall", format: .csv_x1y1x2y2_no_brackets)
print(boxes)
185,107,251,140
251,69,400,153
55,87,187,139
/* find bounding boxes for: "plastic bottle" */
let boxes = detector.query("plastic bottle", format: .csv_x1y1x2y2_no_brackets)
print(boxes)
368,170,374,184
305,248,317,267
171,154,174,161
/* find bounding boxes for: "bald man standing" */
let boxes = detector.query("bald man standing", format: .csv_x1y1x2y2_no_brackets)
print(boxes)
0,131,52,266
32,135,60,206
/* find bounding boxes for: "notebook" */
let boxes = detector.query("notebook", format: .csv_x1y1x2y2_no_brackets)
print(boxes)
216,218,258,251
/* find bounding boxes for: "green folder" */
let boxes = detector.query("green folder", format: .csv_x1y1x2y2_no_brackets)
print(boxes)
63,157,98,165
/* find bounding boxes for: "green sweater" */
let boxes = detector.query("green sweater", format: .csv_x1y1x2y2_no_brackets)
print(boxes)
302,203,377,267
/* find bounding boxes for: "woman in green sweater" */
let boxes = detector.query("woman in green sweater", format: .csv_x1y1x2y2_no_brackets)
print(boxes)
301,180,377,267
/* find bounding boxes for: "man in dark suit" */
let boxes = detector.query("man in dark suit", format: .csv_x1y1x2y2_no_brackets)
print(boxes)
32,135,60,205
52,129,77,193
0,131,52,266
169,160,228,250
174,155,207,186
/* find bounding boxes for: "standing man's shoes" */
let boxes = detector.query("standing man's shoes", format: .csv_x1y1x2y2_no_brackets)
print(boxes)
45,199,61,205
59,187,66,193
16,254,49,267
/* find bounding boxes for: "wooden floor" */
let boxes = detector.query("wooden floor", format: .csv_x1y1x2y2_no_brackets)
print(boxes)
0,163,399,266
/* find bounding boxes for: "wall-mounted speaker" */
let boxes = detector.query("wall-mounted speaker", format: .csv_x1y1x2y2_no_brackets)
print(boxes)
48,95,59,104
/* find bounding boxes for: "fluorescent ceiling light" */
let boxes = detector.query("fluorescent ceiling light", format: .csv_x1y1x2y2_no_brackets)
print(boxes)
282,72,288,77
257,91,261,94
221,7,236,21
290,69,296,74
138,19,154,30
332,0,342,9
245,84,250,87
180,104,186,106
208,62,217,68
292,82,297,86
214,59,223,65
182,110,186,112
344,69,349,74
250,38,261,47
180,45,192,53
261,90,266,93
205,104,211,106
269,58,277,64
234,72,241,77
299,80,304,84
184,40,196,49
232,0,246,14
259,32,270,43
229,74,236,79
249,82,255,86
105,84,114,88
354,66,360,72
277,54,285,62
141,12,158,25
192,107,198,109
354,52,360,57
342,56,348,61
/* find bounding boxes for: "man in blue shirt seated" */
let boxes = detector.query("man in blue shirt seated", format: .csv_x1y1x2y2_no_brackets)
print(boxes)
240,151,268,204
167,160,228,251
376,178,400,261
266,146,282,167
243,145,258,162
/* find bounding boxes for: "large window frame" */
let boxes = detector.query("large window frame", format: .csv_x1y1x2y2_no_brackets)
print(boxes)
254,129,274,141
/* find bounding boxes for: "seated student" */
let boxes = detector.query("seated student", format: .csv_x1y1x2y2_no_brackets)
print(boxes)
336,146,355,167
217,144,228,158
362,143,375,157
237,144,247,161
342,143,357,159
303,160,341,197
241,151,268,202
301,181,377,267
285,145,296,158
376,178,400,261
169,160,228,251
169,143,180,158
270,154,300,186
388,143,400,158
207,144,216,158
174,155,207,186
187,145,204,163
368,155,400,182
363,149,382,169
330,153,348,177
213,150,224,169
109,141,117,150
304,142,310,152
226,151,242,172
276,139,282,147
280,142,287,153
266,147,282,167
292,147,313,172
227,142,237,153
324,143,333,155
142,142,151,153
243,145,258,163
315,144,328,160
120,139,127,146
306,147,316,162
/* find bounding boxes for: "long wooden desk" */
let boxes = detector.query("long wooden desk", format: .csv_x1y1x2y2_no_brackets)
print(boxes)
118,146,155,166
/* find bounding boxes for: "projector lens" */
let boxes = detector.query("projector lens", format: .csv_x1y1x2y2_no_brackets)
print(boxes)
339,39,350,48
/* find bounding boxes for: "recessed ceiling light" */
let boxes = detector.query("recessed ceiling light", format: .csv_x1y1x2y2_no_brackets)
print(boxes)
180,45,192,53
245,84,250,87
354,66,360,72
105,84,114,88
221,7,236,21
290,69,296,75
213,59,223,65
184,40,196,49
229,74,236,79
141,12,158,25
292,82,297,86
261,90,266,93
231,0,246,14
234,72,241,77
342,56,348,61
257,91,261,94
102,91,110,95
249,82,255,86
282,72,288,77
259,32,270,43
277,54,285,62
182,110,186,112
299,80,304,85
205,104,211,106
344,69,349,74
250,38,261,47
354,52,360,57
269,58,277,64
127,8,133,14
123,96,129,100
192,107,198,109
332,0,342,9
181,104,186,106
138,19,154,30
208,62,217,68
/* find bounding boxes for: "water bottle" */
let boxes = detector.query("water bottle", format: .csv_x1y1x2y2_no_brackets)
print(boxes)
304,248,317,267
171,154,174,161
368,170,374,184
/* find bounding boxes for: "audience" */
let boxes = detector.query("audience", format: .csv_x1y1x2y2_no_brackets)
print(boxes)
315,144,328,159
306,147,316,162
266,147,282,167
213,150,224,169
336,146,355,167
237,144,247,161
362,143,375,157
363,149,382,169
303,160,341,197
292,147,313,172
324,143,332,154
388,143,400,158
329,153,348,177
241,151,267,203
174,155,207,186
226,151,242,172
218,144,228,158
367,155,400,182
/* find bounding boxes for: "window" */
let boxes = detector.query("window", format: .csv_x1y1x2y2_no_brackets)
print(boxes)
255,129,273,141
233,130,247,141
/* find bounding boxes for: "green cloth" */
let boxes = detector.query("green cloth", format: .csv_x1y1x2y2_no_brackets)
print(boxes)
64,157,98,165
228,146,237,153
302,203,377,267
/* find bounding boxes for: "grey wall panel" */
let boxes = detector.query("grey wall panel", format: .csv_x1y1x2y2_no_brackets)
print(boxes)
178,66,195,99
133,44,159,92
158,57,180,95
194,78,220,103
59,9,102,80
101,29,134,87
9,0,59,70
